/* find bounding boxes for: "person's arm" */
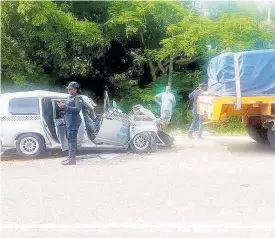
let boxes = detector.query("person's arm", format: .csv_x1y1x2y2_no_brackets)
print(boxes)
171,94,176,107
153,93,162,106
64,96,83,114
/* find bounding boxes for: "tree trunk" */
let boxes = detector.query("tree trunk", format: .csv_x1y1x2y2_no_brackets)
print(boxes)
140,32,157,81
157,61,167,75
168,55,173,86
148,59,157,81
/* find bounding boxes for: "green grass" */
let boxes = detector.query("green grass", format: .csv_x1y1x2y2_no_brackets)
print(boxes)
205,117,246,136
168,116,247,136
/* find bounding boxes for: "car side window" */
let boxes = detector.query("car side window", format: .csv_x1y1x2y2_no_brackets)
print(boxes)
9,97,40,115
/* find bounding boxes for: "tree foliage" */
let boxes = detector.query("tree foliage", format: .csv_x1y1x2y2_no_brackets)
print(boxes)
212,14,274,51
1,1,108,85
106,1,188,80
157,13,274,68
1,0,274,87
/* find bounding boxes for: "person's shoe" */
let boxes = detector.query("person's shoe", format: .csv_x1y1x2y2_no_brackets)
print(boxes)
61,159,76,165
61,157,75,163
198,135,204,140
188,134,195,139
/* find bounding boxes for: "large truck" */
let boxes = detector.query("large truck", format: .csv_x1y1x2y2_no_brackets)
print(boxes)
198,49,275,149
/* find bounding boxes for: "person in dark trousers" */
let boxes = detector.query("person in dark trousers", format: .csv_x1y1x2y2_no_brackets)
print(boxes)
188,83,207,139
57,82,83,165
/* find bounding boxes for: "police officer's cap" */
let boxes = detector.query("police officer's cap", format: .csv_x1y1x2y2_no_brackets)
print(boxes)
66,81,80,90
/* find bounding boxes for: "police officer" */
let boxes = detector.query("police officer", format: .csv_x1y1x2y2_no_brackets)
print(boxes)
57,82,82,165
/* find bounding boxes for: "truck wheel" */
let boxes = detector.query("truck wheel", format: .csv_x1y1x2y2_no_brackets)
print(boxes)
246,125,268,144
130,132,151,153
15,133,45,158
267,129,275,150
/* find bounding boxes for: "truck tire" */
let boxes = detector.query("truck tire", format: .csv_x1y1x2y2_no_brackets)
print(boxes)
246,124,268,144
267,129,275,150
15,133,45,158
130,132,151,153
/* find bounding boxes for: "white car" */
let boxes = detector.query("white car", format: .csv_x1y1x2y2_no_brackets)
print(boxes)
0,90,173,158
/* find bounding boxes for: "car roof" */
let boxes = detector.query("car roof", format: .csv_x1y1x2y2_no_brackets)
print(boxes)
0,90,69,99
0,90,97,110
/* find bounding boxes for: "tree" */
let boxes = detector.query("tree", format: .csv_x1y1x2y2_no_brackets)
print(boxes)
58,1,110,24
212,14,274,51
1,1,108,85
106,1,187,81
157,13,274,71
1,1,38,85
158,14,213,66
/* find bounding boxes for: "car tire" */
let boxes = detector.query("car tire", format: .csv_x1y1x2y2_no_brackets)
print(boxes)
246,124,268,144
15,133,45,158
130,132,151,153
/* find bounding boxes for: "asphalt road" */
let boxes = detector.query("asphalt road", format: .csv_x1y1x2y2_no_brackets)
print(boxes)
1,136,275,238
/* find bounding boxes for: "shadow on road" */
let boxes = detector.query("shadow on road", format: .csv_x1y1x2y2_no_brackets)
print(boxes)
150,136,274,158
211,137,274,157
1,148,65,161
0,148,126,162
1,136,273,162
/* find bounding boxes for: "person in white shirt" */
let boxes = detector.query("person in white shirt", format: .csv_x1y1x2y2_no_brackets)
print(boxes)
153,85,176,132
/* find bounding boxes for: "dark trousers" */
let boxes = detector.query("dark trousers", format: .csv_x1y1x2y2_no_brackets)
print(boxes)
67,130,78,159
188,114,203,137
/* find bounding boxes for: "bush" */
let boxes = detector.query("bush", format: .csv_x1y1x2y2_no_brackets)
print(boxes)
205,117,246,135
115,71,246,135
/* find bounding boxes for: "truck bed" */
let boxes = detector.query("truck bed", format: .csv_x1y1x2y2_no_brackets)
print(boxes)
198,95,275,124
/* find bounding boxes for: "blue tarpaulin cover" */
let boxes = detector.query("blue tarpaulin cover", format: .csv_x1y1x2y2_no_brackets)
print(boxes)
207,49,275,96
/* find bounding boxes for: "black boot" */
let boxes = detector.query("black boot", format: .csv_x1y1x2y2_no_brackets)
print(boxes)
63,132,77,165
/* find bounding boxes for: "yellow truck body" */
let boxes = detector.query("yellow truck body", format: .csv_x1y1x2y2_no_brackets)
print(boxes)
198,95,275,149
198,95,275,124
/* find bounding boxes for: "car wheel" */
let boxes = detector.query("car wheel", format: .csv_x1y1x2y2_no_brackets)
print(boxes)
15,133,45,158
130,132,151,153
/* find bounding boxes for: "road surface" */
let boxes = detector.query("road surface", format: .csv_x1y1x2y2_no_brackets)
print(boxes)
1,136,275,237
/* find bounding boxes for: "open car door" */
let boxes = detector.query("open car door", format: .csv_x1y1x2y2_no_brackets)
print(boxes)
51,99,84,151
94,90,130,146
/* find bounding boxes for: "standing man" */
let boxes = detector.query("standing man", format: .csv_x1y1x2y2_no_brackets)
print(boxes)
188,83,207,139
57,82,83,165
153,85,176,132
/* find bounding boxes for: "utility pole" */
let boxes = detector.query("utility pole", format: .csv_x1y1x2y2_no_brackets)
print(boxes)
168,31,174,87
267,0,272,23
267,5,271,22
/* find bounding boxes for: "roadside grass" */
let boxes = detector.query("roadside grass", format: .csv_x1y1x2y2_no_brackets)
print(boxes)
169,117,247,136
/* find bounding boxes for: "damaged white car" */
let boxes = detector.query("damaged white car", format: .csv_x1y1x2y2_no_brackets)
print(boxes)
0,90,174,158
